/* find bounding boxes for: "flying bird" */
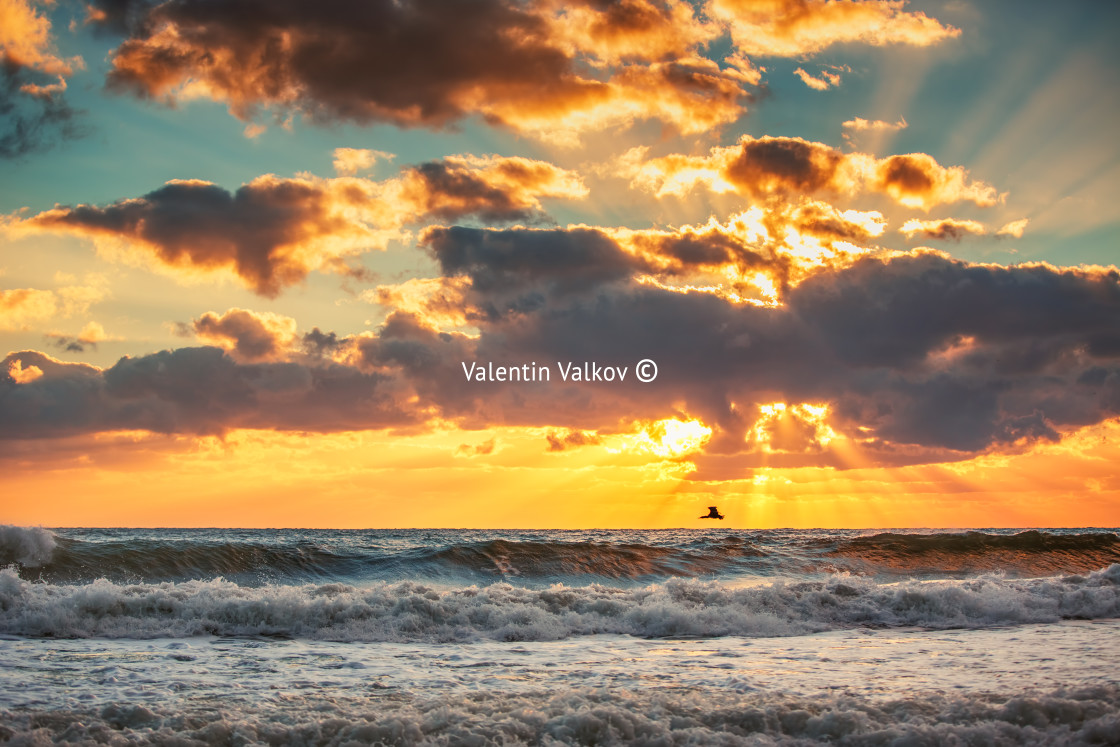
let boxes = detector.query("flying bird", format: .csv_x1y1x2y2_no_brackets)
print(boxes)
700,506,724,520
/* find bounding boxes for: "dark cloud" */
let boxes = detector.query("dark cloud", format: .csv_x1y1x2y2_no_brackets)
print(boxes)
84,0,157,34
190,309,295,362
98,0,745,140
301,328,344,358
0,63,88,159
4,241,1118,466
22,177,365,297
14,156,584,296
103,0,591,127
424,225,641,314
723,137,844,197
1,347,416,439
45,334,93,354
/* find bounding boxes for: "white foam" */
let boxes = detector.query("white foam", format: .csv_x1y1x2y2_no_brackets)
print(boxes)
2,564,1118,641
1,679,1116,745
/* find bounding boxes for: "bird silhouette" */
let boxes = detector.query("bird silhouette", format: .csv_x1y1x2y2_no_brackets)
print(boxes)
700,506,724,520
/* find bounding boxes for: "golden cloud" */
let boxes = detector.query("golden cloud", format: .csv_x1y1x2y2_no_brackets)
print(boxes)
0,0,83,76
710,0,960,58
0,280,108,331
621,135,1002,210
900,217,987,240
332,148,395,176
997,218,1030,238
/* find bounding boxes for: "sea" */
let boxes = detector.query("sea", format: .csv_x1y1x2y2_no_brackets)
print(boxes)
2,526,1119,745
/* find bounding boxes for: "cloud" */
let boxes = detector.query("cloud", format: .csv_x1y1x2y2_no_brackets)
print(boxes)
542,0,720,66
0,346,420,438
10,176,398,297
7,357,42,384
332,148,394,176
45,321,116,353
997,218,1030,239
0,287,57,329
0,0,88,158
793,67,843,91
900,217,987,241
710,0,960,58
101,0,747,144
363,276,473,331
0,0,82,76
396,155,588,223
4,219,1119,470
841,116,907,148
622,136,1002,210
873,153,1002,210
546,429,601,452
842,116,908,134
0,282,108,330
456,437,497,457
189,309,299,362
5,155,586,295
402,229,1120,459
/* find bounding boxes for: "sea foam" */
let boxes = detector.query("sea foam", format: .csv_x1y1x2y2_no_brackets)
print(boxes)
2,564,1118,642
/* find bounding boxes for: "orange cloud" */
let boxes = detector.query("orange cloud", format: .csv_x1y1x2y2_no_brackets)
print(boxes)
900,217,987,241
997,218,1030,238
7,357,43,384
102,0,748,144
607,199,886,304
710,0,960,58
622,136,1002,210
874,153,1002,210
0,0,83,76
0,280,108,330
332,148,394,176
542,0,719,66
793,66,843,91
363,276,473,332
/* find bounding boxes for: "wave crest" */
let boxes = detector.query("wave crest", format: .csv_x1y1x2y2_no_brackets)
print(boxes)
829,530,1120,576
0,525,57,567
2,564,1118,642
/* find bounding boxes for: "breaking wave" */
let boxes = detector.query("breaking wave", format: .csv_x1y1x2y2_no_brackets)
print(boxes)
6,527,1117,588
2,564,1118,642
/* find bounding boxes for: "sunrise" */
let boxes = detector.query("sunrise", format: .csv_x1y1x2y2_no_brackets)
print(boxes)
2,0,1119,743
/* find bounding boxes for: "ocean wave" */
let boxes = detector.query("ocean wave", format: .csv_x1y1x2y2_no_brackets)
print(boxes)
427,537,764,579
0,525,57,567
2,684,1117,745
6,528,1119,588
4,532,767,585
828,530,1120,576
2,564,1118,642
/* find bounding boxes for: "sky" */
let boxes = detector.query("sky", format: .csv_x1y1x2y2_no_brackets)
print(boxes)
1,0,1119,529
